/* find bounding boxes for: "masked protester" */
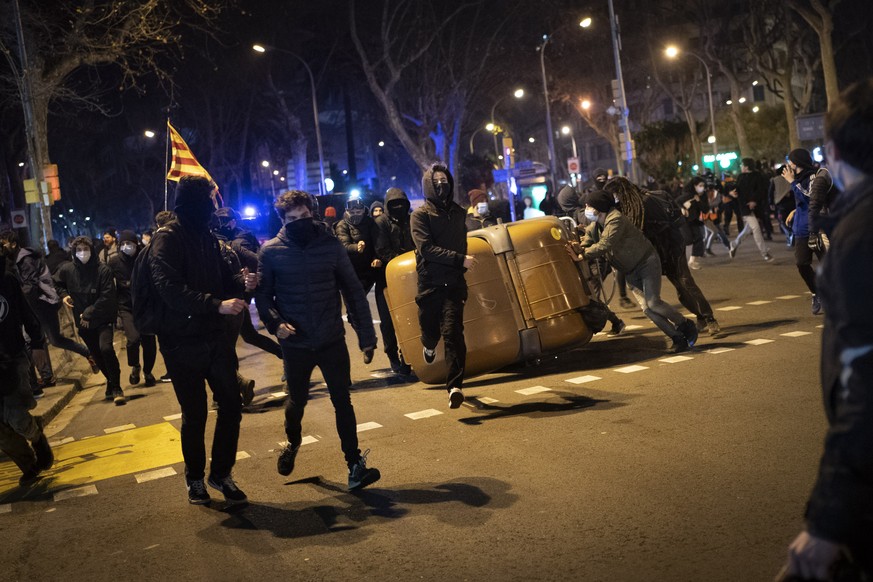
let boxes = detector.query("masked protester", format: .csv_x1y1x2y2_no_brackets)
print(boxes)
411,163,476,408
54,236,124,403
256,190,381,492
146,176,255,506
465,189,496,231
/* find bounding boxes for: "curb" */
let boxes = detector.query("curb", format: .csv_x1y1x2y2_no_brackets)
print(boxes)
34,370,91,426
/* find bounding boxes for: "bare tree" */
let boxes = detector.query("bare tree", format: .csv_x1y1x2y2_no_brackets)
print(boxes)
650,49,705,165
786,0,841,108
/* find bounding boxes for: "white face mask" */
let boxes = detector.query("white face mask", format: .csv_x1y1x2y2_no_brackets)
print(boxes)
695,184,705,195
120,243,136,256
476,202,489,216
584,209,598,222
76,250,91,264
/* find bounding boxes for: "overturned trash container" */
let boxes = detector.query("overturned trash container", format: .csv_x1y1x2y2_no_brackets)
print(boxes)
384,216,594,384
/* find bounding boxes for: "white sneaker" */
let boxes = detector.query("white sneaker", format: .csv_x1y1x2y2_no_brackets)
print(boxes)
688,256,702,270
448,387,464,409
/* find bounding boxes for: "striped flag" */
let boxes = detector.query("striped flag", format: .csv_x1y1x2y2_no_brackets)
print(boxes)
166,121,214,183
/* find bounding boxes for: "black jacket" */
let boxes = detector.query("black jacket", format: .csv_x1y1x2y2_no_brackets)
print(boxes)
374,188,414,264
465,211,497,231
148,221,242,338
215,225,260,271
805,176,873,555
734,171,768,217
808,168,835,236
410,167,468,291
45,248,71,275
12,247,59,307
54,254,117,328
0,267,45,364
335,214,378,281
256,221,376,351
108,250,138,312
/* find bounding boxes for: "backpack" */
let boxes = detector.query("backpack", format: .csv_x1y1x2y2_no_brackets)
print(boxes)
131,226,170,335
644,190,692,246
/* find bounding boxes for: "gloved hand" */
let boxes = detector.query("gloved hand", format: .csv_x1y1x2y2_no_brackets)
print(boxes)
808,233,823,252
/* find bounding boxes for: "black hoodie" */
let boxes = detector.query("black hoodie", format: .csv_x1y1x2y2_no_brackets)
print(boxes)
375,187,414,264
410,164,468,290
54,249,118,328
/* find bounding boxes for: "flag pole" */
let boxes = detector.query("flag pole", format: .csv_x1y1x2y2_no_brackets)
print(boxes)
163,116,170,211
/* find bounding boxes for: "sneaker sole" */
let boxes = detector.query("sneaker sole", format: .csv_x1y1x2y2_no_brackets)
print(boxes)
449,391,464,409
188,496,211,505
349,469,381,491
206,479,248,505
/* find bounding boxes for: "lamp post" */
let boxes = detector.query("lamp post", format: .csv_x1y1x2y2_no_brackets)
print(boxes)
253,44,326,195
607,0,637,182
489,88,524,160
561,125,578,158
665,45,718,163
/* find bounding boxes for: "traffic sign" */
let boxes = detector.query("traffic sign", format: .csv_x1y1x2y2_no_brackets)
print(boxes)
567,157,580,174
10,210,27,228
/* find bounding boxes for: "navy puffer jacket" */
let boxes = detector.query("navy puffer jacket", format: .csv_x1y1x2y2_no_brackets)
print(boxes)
255,221,376,351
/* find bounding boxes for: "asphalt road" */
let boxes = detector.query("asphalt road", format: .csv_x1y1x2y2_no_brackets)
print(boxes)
1,237,826,581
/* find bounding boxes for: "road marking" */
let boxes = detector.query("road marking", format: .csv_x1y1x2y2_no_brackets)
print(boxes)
356,422,382,433
566,375,601,385
134,467,177,484
144,544,160,551
405,409,443,420
301,435,318,446
624,325,645,331
163,413,182,421
104,424,136,434
745,339,775,346
49,437,75,447
747,300,772,306
659,356,693,364
478,397,499,404
0,504,10,514
781,331,812,337
614,365,649,374
777,295,801,300
236,451,251,461
816,325,824,329
270,391,286,399
53,485,98,502
716,306,742,311
706,347,735,354
45,508,56,513
516,385,551,396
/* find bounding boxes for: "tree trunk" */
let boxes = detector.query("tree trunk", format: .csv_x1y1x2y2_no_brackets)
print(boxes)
780,69,801,149
818,11,839,109
28,94,53,248
728,79,751,157
683,109,703,166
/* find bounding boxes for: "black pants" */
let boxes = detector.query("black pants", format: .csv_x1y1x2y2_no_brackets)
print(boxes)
374,271,400,359
239,306,282,359
159,334,242,481
689,224,705,258
416,286,467,392
79,324,121,389
281,339,360,466
118,310,156,372
794,236,823,294
33,301,90,357
663,249,714,321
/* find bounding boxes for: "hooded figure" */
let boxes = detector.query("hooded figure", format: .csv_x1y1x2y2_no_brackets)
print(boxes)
376,187,414,263
336,198,378,286
370,200,384,219
410,163,472,408
557,185,585,223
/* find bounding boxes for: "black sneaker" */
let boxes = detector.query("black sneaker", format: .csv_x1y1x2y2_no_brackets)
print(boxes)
129,365,141,385
678,319,699,347
423,346,436,364
348,449,380,491
811,294,823,315
363,348,374,364
207,474,248,505
19,465,42,487
143,373,156,387
33,432,54,471
668,337,690,353
607,320,626,337
104,389,114,401
186,479,211,505
160,374,173,383
239,376,255,406
32,387,45,399
277,443,300,476
449,387,465,409
113,389,127,406
388,354,412,375
87,356,100,374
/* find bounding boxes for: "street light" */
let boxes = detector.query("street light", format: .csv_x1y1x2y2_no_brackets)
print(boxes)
561,125,578,158
261,160,270,168
489,88,525,160
665,45,718,162
580,99,591,111
144,130,155,138
253,43,326,195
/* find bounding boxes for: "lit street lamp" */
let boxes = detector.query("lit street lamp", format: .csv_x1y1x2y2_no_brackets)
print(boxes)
665,45,718,162
489,88,525,160
253,43,326,195
561,125,578,158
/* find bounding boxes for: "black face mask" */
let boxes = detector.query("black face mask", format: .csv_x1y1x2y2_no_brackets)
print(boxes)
434,182,452,203
285,217,318,246
388,204,407,220
347,209,366,226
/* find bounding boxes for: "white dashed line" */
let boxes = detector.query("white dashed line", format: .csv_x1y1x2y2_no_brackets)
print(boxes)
478,397,499,404
135,467,177,484
104,424,136,434
163,413,182,421
706,347,736,354
515,386,552,396
236,451,251,460
777,295,801,300
0,504,11,514
270,391,286,399
301,436,318,446
144,544,160,551
747,300,772,306
659,356,694,364
816,325,824,329
565,375,602,385
745,339,775,346
624,325,645,331
45,508,56,513
716,306,743,311
781,331,813,337
49,437,75,447
356,422,382,433
404,409,443,420
614,365,649,374
53,485,98,502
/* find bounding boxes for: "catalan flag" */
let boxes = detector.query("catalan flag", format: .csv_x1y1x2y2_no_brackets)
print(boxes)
166,121,214,183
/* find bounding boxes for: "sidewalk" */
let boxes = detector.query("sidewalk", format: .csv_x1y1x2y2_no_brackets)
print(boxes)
32,346,92,426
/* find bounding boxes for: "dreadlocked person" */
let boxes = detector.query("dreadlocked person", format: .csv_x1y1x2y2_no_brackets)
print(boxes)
605,177,721,337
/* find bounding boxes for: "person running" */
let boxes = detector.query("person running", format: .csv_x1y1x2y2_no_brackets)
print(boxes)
55,236,125,404
256,190,381,491
0,257,54,486
108,230,157,387
569,191,698,353
728,159,773,262
411,163,475,408
146,176,255,505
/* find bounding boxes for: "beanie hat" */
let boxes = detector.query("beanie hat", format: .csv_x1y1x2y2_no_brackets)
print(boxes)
118,230,138,244
593,168,609,180
468,189,487,206
370,200,384,214
788,148,814,170
324,206,337,219
586,190,614,213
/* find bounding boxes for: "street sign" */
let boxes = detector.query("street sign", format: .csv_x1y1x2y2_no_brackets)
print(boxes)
797,113,825,141
567,157,580,174
492,169,510,182
10,210,27,228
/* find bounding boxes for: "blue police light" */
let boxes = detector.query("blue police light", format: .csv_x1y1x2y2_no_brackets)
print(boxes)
242,205,257,219
812,146,823,163
324,178,335,193
349,188,362,200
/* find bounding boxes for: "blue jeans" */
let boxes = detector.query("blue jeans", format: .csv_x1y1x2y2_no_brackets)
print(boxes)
625,253,687,341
